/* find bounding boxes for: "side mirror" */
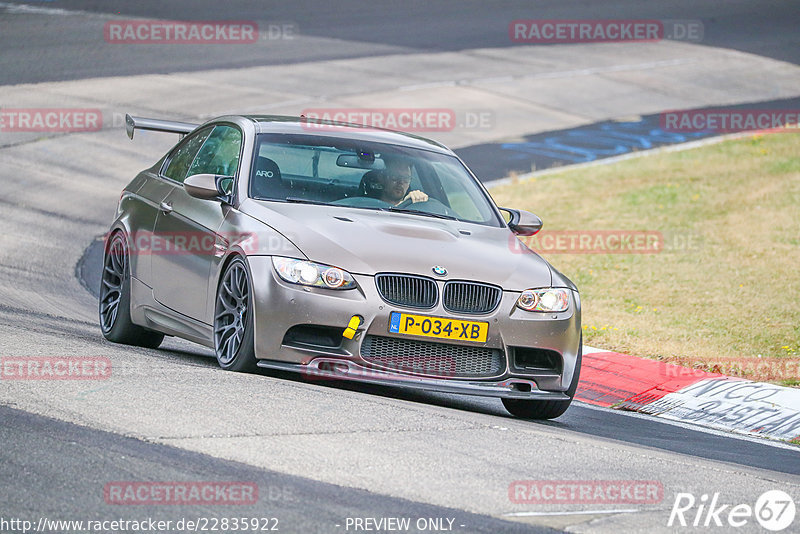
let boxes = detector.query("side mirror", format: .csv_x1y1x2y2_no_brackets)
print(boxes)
499,207,543,236
184,174,230,200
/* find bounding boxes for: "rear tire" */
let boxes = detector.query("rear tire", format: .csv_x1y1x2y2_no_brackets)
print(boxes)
502,340,582,420
99,232,164,349
213,257,258,372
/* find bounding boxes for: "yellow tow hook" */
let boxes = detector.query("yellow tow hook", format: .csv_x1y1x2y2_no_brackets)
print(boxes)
342,315,363,340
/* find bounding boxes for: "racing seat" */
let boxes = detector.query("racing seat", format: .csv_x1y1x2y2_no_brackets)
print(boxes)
251,157,290,199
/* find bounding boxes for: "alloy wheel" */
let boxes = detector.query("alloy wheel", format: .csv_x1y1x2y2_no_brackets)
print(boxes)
214,262,250,365
100,235,126,333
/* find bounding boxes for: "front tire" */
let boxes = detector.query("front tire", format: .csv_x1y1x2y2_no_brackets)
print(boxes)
213,257,258,372
502,341,582,420
99,232,164,349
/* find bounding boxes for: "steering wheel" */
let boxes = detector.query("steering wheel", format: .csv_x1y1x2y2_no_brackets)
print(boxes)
394,197,415,209
393,197,455,217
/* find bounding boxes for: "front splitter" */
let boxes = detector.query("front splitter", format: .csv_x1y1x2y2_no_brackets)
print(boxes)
256,357,569,400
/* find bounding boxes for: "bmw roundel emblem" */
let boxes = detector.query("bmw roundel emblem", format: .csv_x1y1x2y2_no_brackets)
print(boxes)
432,265,447,276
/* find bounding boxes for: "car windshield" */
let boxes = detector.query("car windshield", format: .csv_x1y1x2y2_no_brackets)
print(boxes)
249,133,502,226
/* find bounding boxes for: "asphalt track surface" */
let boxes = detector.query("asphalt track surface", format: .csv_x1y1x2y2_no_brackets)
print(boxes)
1,405,553,533
2,2,800,533
1,0,798,84
460,96,800,180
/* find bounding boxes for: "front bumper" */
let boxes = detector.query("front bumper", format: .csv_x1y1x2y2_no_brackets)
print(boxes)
246,255,581,393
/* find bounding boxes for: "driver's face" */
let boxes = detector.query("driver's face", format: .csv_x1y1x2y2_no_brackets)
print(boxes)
381,162,412,203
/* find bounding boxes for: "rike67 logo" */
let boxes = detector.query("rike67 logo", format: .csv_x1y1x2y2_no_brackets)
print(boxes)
668,490,796,531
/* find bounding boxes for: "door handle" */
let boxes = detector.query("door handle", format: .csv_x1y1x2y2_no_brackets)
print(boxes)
159,201,173,214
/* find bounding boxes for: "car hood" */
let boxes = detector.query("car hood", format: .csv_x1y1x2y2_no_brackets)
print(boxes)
240,200,553,291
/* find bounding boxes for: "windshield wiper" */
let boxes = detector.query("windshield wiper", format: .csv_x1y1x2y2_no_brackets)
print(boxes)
280,198,459,221
385,207,459,221
283,197,331,206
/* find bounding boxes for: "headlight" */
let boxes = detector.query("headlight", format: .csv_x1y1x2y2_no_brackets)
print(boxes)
272,257,356,290
516,288,570,312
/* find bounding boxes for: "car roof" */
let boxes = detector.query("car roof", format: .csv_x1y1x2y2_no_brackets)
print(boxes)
240,115,454,155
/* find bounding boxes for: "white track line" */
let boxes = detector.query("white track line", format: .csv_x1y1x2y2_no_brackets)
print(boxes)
504,509,640,517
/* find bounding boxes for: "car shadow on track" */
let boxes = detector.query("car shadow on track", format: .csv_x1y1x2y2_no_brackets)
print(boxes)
253,365,532,420
241,365,800,476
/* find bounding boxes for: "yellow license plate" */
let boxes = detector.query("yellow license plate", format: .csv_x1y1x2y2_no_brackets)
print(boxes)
388,312,488,343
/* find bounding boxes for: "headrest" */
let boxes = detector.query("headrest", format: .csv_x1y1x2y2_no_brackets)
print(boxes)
255,157,281,181
359,169,385,197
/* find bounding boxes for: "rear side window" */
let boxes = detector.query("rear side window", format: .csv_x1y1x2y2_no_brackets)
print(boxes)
188,125,243,178
162,128,212,183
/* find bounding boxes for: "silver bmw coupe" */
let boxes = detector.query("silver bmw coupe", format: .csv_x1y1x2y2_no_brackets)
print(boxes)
100,114,582,419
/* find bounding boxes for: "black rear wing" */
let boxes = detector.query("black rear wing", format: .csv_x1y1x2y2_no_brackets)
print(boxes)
125,114,199,140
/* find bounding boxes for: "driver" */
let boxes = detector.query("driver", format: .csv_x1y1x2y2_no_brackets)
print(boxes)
376,156,428,205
